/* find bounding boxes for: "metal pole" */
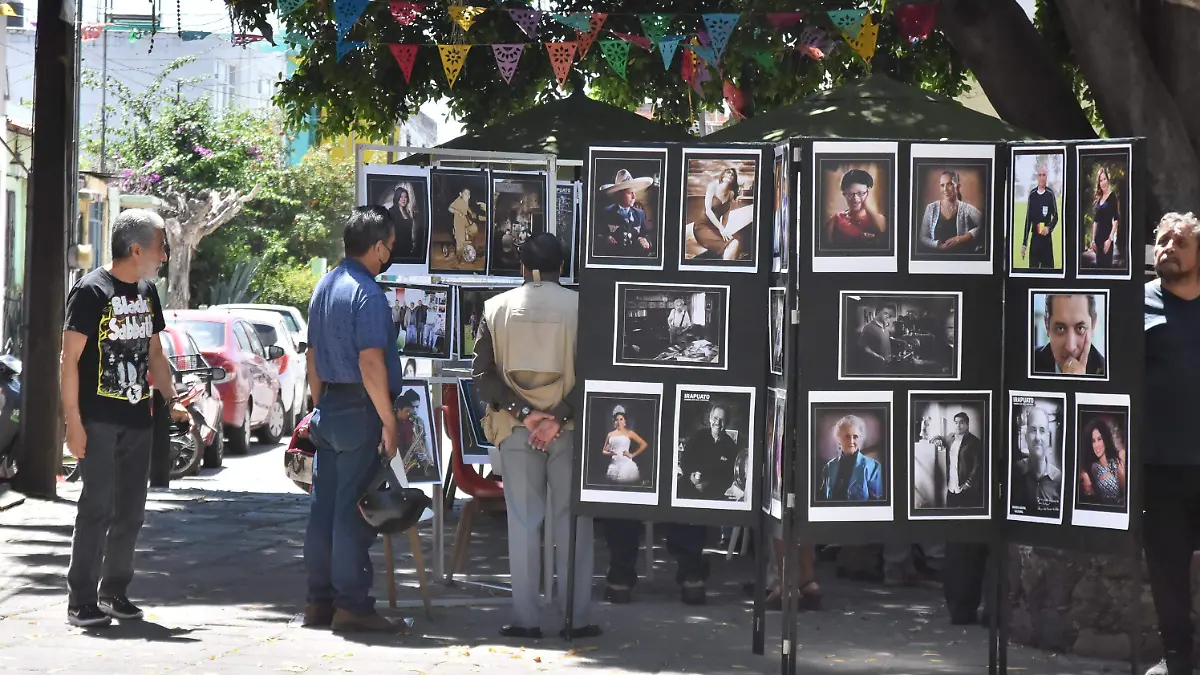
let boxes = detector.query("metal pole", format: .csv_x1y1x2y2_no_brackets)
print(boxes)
12,0,77,497
98,1,109,172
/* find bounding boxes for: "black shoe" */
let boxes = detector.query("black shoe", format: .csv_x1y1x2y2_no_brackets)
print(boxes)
499,624,542,640
99,596,144,620
68,604,113,627
559,624,603,639
681,582,707,606
604,584,632,604
949,611,978,626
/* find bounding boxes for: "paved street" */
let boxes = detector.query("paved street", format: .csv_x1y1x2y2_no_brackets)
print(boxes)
0,440,1135,674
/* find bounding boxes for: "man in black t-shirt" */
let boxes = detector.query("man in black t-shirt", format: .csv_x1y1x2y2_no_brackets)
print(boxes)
62,209,180,628
1020,165,1060,269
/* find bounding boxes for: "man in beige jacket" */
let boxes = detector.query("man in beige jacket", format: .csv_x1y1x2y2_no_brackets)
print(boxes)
471,233,598,640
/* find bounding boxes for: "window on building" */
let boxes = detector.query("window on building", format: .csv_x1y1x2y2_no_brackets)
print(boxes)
88,201,104,269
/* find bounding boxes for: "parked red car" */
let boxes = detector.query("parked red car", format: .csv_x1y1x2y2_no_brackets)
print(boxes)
164,310,286,454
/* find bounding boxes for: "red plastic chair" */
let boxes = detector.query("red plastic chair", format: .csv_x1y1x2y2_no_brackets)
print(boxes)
443,395,506,584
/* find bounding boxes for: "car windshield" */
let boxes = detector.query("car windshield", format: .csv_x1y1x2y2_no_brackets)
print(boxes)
171,320,225,350
251,322,279,346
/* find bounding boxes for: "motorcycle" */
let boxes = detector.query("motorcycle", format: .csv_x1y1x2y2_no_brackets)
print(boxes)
0,344,22,481
167,356,224,480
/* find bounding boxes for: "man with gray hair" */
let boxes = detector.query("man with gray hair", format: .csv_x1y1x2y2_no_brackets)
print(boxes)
1142,212,1200,675
62,208,181,627
918,170,985,254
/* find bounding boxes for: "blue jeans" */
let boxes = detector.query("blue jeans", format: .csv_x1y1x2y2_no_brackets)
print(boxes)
304,386,383,614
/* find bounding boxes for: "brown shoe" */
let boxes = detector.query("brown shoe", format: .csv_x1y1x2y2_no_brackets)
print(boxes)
330,608,402,633
303,603,335,628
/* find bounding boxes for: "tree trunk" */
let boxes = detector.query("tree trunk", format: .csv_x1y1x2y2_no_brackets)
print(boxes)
938,0,1096,140
160,186,260,310
1141,0,1200,158
164,220,195,310
1056,0,1200,216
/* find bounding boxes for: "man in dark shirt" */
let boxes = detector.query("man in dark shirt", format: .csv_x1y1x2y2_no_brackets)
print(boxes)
1142,212,1200,675
303,206,404,633
414,300,428,349
1020,165,1059,269
1032,294,1107,377
62,209,180,627
678,405,741,500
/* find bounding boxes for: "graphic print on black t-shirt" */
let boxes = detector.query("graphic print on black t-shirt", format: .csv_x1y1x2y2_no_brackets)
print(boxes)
97,293,156,404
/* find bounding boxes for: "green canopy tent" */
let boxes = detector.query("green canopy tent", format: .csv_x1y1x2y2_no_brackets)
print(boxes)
705,74,1035,142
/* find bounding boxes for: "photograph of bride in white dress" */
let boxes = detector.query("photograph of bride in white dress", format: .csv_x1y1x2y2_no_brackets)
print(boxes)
581,381,662,506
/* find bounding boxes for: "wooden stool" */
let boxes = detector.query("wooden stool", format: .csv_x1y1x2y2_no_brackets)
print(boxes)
384,528,433,619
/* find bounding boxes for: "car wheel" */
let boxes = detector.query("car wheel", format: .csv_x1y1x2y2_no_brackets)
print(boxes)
203,409,225,469
257,397,286,444
225,401,251,456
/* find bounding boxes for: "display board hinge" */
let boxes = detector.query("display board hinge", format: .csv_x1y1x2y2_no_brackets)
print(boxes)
783,639,791,655
790,309,800,325
786,493,795,508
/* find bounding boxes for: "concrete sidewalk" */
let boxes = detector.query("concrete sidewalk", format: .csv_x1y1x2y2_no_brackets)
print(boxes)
0,480,1134,675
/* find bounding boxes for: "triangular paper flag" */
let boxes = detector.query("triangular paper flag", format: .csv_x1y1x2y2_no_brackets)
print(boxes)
689,43,717,67
449,6,486,32
545,41,578,88
827,8,868,38
389,44,420,83
128,29,144,43
701,13,739,60
550,12,592,32
507,9,540,39
232,34,266,47
491,43,524,84
181,30,210,42
82,24,104,41
574,13,606,61
612,31,652,51
336,37,366,62
438,44,472,87
638,13,673,46
845,14,879,62
334,0,371,39
748,48,777,73
897,2,937,44
682,39,696,83
598,39,631,80
390,2,425,26
800,25,838,60
658,35,684,70
277,0,307,16
766,11,804,32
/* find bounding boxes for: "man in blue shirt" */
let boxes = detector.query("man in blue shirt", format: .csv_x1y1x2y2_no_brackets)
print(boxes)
303,206,405,633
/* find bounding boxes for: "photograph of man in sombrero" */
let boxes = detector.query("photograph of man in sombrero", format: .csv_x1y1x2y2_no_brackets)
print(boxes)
591,156,663,264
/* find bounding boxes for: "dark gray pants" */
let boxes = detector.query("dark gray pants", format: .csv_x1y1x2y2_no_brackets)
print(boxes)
67,421,152,607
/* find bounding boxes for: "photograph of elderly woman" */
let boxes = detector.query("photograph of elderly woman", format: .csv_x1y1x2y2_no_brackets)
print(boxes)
811,404,890,505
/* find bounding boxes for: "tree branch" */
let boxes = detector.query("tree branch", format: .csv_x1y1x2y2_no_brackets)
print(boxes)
1143,0,1200,158
197,184,260,240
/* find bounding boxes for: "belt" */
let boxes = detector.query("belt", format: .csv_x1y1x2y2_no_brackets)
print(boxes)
323,382,366,393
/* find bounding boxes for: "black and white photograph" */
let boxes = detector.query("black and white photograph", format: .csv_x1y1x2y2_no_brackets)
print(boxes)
772,147,790,273
555,181,579,279
363,164,431,274
489,172,547,277
764,387,786,520
1007,391,1066,525
908,391,991,520
613,282,728,370
1009,146,1066,278
457,378,492,465
680,148,760,272
769,287,785,376
385,283,453,360
429,168,490,274
1076,144,1133,280
808,390,893,522
672,385,755,511
839,291,961,381
388,380,442,485
456,285,515,358
812,141,898,273
586,146,667,270
1028,290,1109,380
908,143,994,275
1072,393,1131,530
580,380,663,506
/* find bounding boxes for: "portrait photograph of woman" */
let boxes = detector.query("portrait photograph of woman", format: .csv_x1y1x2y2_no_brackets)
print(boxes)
680,149,760,272
812,141,897,272
580,381,662,506
908,143,995,275
807,390,893,522
363,165,431,272
1072,393,1132,531
1077,145,1132,279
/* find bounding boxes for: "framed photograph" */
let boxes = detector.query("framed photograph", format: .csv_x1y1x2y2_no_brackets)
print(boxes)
388,380,442,485
1007,390,1067,525
580,380,663,506
811,141,898,273
839,291,961,381
672,384,756,511
1028,290,1109,381
1076,144,1133,280
555,181,580,279
772,146,791,273
807,390,893,522
586,146,667,270
1072,393,1131,530
908,390,992,520
456,285,516,358
489,172,547,277
363,164,431,275
384,283,453,360
908,144,995,275
1009,146,1066,278
429,168,490,274
613,282,728,370
769,287,785,376
764,387,786,520
680,148,760,272
457,377,492,465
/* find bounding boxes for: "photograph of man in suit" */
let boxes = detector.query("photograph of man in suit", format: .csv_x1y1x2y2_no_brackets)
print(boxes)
1012,403,1063,518
1032,293,1107,377
944,412,983,509
817,414,885,502
677,403,744,502
594,169,656,258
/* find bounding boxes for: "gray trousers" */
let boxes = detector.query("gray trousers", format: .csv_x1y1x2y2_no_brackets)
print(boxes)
67,421,153,606
499,427,593,628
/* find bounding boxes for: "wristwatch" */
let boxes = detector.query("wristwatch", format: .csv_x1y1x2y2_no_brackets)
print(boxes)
518,405,532,421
